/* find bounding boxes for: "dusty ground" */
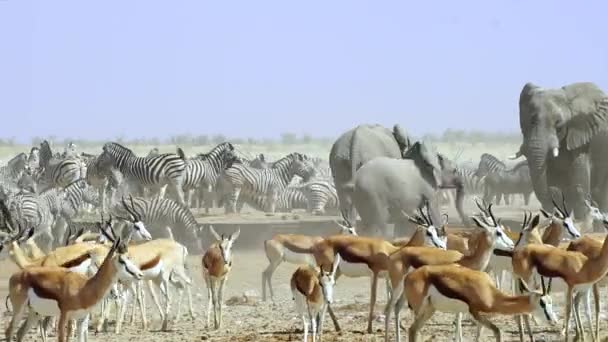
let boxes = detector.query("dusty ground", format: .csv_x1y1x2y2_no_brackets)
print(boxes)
3,201,608,341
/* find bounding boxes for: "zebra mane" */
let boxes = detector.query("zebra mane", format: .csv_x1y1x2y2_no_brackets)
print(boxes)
479,153,506,168
271,152,306,168
39,140,54,168
196,142,234,160
6,153,27,168
103,142,135,157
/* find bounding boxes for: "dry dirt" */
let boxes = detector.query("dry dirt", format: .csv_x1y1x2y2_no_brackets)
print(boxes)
4,203,608,341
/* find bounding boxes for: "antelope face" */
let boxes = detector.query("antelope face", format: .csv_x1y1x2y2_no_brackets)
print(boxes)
560,213,581,239
115,254,143,280
533,293,558,326
586,200,604,221
336,222,357,236
425,225,447,249
318,270,336,304
133,220,153,241
494,225,515,252
218,229,240,265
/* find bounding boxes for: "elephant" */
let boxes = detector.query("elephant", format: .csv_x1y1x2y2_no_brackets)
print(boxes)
329,124,411,223
351,142,467,238
513,82,608,220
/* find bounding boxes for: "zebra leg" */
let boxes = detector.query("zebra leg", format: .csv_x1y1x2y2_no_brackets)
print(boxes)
226,186,241,214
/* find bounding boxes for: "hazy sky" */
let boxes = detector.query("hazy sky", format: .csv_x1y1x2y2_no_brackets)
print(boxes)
1,1,607,143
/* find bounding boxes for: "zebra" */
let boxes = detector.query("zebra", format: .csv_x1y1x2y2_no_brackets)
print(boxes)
298,180,338,215
0,153,28,188
82,152,123,214
475,153,506,177
182,142,238,212
100,142,188,205
28,146,40,172
474,153,511,203
439,166,485,206
10,187,63,252
110,195,201,251
483,161,533,206
220,152,315,214
35,140,85,192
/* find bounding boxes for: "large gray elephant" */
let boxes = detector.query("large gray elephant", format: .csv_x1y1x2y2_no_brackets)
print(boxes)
329,124,411,223
351,142,467,238
513,82,608,219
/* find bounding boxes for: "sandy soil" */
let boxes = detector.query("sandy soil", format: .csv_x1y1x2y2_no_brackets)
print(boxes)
4,202,608,341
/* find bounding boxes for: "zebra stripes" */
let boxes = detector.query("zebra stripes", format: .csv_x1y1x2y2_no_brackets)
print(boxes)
83,152,123,213
101,142,187,205
112,196,200,251
475,153,506,177
36,140,84,191
221,152,314,213
0,153,28,188
456,167,486,196
183,142,237,212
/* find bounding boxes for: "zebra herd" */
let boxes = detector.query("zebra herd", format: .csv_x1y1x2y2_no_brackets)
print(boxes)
441,153,534,206
0,140,338,252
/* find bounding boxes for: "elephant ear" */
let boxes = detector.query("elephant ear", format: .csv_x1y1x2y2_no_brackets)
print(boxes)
405,142,442,187
558,97,608,150
392,124,411,154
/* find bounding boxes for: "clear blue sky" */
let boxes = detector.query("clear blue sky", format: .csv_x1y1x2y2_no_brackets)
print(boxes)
1,1,607,143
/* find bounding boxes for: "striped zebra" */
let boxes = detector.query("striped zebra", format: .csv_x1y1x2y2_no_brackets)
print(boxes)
220,152,315,214
82,152,123,214
10,188,62,252
100,142,187,205
474,153,511,204
0,153,28,188
27,147,40,172
475,153,506,177
439,166,486,206
182,142,237,212
35,140,85,192
252,180,337,214
298,180,338,215
111,196,201,251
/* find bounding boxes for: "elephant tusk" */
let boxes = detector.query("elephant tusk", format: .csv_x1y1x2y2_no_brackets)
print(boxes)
508,151,523,160
552,147,559,157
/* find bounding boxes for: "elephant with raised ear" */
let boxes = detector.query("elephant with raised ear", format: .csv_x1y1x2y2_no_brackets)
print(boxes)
513,82,608,219
329,124,411,223
351,142,467,238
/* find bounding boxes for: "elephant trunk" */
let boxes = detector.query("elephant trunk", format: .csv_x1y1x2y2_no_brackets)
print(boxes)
526,139,553,211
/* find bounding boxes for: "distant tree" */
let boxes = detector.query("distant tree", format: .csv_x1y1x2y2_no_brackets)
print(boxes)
247,137,258,145
212,134,227,144
301,134,313,144
193,135,209,145
281,132,297,145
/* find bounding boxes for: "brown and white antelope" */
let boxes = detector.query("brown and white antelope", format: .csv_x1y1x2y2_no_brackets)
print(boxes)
202,226,240,329
311,204,447,333
511,213,608,342
402,264,558,342
262,218,357,302
290,255,340,342
384,204,515,342
5,220,143,342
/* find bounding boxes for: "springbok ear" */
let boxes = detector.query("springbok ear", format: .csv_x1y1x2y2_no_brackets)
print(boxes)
209,225,221,241
231,228,241,241
530,214,540,229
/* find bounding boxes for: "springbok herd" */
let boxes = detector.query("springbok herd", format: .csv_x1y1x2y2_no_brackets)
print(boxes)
1,140,608,342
